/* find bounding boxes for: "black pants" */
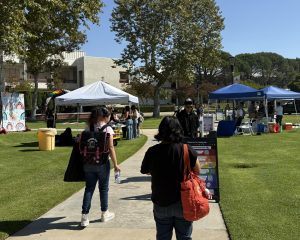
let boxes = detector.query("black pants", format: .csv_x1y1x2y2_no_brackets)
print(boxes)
276,115,283,126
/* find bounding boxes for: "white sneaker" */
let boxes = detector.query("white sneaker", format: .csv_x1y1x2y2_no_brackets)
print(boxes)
101,210,115,222
81,214,89,227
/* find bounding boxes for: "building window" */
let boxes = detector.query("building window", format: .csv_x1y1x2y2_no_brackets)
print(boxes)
119,71,129,83
79,70,83,87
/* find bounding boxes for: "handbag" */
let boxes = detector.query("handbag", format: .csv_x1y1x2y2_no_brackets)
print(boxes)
180,144,210,221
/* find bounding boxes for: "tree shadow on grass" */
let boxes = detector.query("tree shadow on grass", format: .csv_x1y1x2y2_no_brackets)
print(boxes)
14,142,38,148
18,149,40,152
0,217,83,237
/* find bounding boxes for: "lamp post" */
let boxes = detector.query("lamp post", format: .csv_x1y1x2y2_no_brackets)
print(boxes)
229,56,235,84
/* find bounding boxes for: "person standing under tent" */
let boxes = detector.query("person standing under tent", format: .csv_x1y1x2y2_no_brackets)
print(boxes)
131,105,140,138
124,106,133,140
248,101,256,123
224,103,231,120
275,102,283,126
235,103,245,128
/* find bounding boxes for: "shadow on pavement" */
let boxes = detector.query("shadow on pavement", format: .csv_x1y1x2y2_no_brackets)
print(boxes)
120,194,151,201
0,220,31,237
2,217,82,237
120,176,151,184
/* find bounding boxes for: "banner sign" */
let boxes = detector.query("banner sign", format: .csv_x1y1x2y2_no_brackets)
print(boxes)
1,92,26,131
184,137,220,202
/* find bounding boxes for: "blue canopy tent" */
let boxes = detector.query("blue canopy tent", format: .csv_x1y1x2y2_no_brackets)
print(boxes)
260,86,300,100
208,84,264,136
260,86,300,120
209,83,264,100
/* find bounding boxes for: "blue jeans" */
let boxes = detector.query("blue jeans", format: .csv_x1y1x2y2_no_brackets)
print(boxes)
126,119,133,140
82,161,110,214
154,202,193,240
132,118,138,138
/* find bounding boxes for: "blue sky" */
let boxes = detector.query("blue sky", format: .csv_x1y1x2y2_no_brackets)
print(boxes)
81,0,300,59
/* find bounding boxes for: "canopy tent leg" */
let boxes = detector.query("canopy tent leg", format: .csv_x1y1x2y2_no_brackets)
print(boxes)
76,103,80,123
54,103,57,128
293,100,300,123
265,98,269,121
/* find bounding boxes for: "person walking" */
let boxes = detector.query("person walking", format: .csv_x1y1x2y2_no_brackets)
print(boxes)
141,116,201,240
176,98,199,138
80,107,121,227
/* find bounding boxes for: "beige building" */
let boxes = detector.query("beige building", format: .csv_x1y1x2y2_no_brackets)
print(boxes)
1,51,130,91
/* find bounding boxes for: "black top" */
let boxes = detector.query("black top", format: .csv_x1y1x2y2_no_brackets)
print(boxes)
176,110,199,138
141,143,197,206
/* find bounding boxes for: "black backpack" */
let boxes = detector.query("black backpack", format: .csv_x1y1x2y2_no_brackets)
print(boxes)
79,124,110,165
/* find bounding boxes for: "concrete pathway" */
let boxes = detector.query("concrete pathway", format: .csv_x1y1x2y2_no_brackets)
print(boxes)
8,129,229,240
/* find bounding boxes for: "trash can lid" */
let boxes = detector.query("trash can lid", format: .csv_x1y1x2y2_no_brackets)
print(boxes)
38,128,57,135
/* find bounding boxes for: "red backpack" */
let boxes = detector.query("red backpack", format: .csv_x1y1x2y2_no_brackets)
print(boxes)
181,144,210,221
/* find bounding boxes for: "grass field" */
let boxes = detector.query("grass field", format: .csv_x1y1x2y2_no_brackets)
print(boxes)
0,132,147,240
218,129,300,240
25,116,165,130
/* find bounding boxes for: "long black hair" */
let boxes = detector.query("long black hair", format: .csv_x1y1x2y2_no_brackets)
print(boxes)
154,116,183,143
88,107,110,128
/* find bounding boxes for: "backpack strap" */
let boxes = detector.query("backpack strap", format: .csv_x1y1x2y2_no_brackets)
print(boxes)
183,144,192,181
98,124,108,132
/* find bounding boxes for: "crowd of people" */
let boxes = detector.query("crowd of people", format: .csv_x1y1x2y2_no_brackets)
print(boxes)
108,105,143,140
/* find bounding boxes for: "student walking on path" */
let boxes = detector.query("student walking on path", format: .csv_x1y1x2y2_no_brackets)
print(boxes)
80,107,121,227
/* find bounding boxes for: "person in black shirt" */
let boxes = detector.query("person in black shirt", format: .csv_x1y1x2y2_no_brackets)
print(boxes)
141,116,200,240
176,98,199,138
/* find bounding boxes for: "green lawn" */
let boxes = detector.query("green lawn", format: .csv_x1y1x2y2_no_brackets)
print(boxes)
141,116,163,129
0,132,147,240
2,119,300,240
26,120,86,130
218,129,300,240
26,116,164,130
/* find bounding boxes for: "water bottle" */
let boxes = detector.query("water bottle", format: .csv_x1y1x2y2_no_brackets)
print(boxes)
114,171,121,184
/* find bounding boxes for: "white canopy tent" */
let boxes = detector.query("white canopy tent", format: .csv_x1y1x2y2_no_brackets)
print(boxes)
55,80,139,106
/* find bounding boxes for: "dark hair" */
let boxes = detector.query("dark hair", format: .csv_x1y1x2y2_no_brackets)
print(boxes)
99,107,110,118
88,107,110,126
88,108,99,126
155,116,183,143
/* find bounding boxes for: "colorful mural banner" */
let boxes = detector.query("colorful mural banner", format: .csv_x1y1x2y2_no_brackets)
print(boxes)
1,92,26,131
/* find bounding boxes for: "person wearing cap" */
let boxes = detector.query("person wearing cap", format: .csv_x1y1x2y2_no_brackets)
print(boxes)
176,98,200,138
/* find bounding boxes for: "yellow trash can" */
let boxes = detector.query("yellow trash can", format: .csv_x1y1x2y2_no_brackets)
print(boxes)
38,128,57,151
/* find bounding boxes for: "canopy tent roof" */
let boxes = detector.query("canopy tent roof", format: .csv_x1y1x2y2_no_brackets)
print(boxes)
260,86,300,100
55,81,139,106
209,83,264,100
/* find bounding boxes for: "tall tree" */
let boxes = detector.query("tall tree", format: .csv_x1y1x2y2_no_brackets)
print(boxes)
111,0,224,117
20,0,104,119
235,52,296,87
